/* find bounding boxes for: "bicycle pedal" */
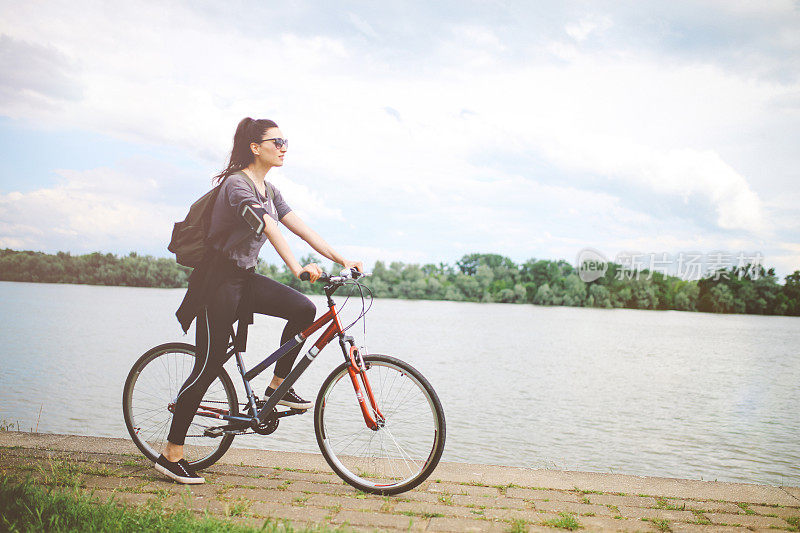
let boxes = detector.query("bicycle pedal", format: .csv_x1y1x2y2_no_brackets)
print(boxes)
274,407,308,418
203,426,225,437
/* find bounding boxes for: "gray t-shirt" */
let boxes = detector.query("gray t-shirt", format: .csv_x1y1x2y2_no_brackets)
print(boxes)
207,171,292,269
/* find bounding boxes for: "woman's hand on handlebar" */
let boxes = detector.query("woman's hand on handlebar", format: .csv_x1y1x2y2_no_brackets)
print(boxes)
297,263,323,283
342,259,363,274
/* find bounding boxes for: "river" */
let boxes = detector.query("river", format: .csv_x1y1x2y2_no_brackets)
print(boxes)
0,281,798,486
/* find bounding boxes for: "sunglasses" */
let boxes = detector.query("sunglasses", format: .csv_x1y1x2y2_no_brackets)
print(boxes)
259,137,288,149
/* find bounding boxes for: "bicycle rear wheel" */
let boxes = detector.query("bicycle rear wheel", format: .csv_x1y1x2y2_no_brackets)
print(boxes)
122,342,238,470
314,354,446,495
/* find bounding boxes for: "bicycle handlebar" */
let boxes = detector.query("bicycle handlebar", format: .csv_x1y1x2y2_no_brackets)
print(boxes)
299,268,370,283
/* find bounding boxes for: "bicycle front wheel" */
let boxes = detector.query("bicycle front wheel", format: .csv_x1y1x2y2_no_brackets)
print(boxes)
314,354,446,495
122,342,238,470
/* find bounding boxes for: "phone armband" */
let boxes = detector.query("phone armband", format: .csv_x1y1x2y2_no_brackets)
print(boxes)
240,204,267,236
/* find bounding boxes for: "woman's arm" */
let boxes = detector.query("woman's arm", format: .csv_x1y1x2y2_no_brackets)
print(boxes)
280,211,362,271
262,214,322,281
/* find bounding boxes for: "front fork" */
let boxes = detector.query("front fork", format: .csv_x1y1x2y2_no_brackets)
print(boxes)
341,337,385,431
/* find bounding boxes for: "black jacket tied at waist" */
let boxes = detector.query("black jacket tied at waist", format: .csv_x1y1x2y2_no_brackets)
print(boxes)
176,250,255,352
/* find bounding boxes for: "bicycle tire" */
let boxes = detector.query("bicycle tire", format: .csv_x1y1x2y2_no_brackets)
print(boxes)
122,342,238,470
314,354,446,495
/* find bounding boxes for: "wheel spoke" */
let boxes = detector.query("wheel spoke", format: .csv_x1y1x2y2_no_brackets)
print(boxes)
123,345,238,470
316,356,444,494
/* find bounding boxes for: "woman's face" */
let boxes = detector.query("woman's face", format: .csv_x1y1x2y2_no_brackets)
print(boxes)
253,127,287,167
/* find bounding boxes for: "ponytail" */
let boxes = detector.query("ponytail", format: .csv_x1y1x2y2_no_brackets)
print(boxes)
213,117,279,184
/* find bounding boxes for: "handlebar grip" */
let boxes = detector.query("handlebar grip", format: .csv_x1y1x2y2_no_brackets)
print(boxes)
299,271,331,282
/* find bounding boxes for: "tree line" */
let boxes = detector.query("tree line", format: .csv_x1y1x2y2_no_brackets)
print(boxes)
1,249,799,316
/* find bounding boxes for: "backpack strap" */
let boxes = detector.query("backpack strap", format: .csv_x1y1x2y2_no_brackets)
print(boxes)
237,171,260,200
238,171,275,209
266,182,275,205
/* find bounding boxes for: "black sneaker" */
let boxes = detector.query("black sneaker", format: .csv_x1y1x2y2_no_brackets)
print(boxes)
154,455,205,484
265,386,312,410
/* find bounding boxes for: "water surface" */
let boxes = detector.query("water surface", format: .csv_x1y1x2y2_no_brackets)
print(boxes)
0,281,798,486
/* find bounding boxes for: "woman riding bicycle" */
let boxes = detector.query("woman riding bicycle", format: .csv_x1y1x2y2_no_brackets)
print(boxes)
157,117,363,484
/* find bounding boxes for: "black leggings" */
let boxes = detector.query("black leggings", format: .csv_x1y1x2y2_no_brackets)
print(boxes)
167,273,316,445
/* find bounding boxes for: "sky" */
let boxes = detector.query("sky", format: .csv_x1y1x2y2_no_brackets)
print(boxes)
1,0,799,277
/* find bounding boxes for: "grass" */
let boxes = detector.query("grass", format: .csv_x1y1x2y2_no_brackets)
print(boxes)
398,510,443,519
690,509,711,525
224,498,252,517
0,474,342,532
574,487,602,495
784,516,800,532
736,502,755,515
115,483,171,497
437,493,453,505
495,483,519,495
0,419,22,432
543,512,581,530
654,498,686,511
379,496,392,513
507,518,528,532
38,458,83,487
274,480,292,491
644,517,672,532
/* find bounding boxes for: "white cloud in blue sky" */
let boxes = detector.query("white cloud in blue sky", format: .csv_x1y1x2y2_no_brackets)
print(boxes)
1,0,799,275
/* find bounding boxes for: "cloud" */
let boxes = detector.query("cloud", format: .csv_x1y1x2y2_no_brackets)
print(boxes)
0,1,797,272
348,13,379,40
540,134,766,233
773,242,800,277
565,15,612,42
0,34,83,106
0,156,345,257
383,107,401,121
267,169,343,222
336,244,427,267
0,167,182,254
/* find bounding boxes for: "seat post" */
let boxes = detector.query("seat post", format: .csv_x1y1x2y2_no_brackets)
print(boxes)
234,350,259,417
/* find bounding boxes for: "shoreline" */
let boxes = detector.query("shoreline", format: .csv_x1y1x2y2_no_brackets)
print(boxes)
4,279,800,319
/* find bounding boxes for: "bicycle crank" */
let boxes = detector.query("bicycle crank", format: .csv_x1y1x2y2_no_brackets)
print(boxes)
253,407,279,435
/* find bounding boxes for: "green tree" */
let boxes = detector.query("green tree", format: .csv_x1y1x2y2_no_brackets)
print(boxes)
533,283,555,305
629,278,659,310
672,281,698,311
561,273,586,307
588,284,612,308
709,284,735,313
783,270,800,316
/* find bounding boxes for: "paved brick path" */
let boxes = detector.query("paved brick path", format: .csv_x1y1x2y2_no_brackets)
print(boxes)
1,432,798,532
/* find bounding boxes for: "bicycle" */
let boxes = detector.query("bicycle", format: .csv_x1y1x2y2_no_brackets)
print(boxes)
122,269,446,495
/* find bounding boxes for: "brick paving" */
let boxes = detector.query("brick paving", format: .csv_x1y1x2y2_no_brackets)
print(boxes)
1,431,799,532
